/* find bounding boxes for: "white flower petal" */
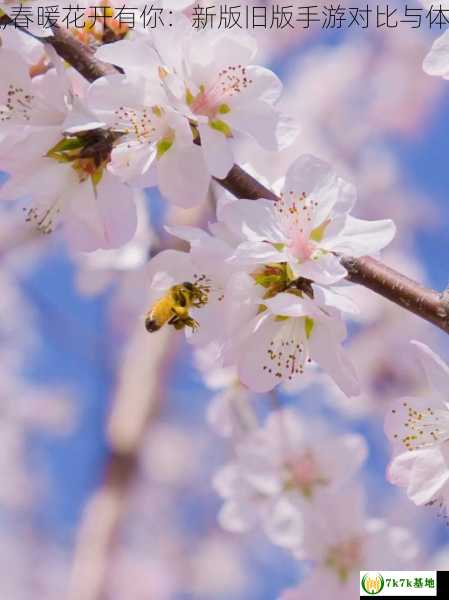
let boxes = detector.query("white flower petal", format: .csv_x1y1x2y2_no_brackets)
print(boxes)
325,215,396,257
388,447,449,506
198,122,234,179
220,199,286,243
66,173,137,251
230,241,287,266
157,143,210,207
312,284,360,315
109,142,157,182
290,253,347,286
95,39,159,75
384,394,445,453
284,155,356,229
308,320,360,397
265,293,310,319
423,29,449,79
412,341,449,399
235,65,283,105
226,102,282,151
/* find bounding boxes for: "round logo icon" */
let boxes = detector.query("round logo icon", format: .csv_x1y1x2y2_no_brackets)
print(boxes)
361,572,385,595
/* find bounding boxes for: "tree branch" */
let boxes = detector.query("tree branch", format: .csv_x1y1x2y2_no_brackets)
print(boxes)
48,25,120,81
4,21,449,334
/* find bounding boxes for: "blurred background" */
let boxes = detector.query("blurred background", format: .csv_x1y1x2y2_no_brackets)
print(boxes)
2,1,449,598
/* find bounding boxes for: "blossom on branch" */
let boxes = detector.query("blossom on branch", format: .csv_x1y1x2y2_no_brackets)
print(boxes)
0,48,138,250
222,154,396,285
143,153,396,394
84,71,211,207
90,18,290,200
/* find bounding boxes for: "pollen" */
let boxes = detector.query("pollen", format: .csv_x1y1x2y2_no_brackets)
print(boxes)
23,202,61,235
190,65,253,119
275,191,322,240
396,403,449,451
113,105,158,143
1,84,34,123
262,322,309,381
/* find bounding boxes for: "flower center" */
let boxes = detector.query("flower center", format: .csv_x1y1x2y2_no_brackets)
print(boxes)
325,537,363,582
288,230,316,261
276,190,331,256
391,401,449,451
113,105,175,158
284,449,329,497
113,105,163,143
188,65,252,119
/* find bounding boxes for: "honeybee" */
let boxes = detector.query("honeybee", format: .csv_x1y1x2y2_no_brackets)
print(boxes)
144,282,208,333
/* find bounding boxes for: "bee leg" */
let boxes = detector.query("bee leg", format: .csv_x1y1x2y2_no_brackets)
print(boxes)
168,315,187,331
185,317,199,331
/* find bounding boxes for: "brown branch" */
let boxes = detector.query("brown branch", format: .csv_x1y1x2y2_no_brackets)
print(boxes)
341,256,449,332
5,21,449,334
0,16,119,81
215,164,279,202
47,25,120,81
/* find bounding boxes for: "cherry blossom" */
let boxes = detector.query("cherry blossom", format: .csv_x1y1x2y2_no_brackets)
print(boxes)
222,154,395,285
163,25,286,178
94,18,289,188
83,71,211,207
385,341,449,517
0,48,138,250
214,409,367,549
223,271,360,395
0,9,447,600
282,486,418,599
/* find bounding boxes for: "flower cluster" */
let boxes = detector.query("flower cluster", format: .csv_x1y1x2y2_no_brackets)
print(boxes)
213,408,418,598
0,14,287,250
385,342,449,521
145,155,395,393
0,12,396,393
2,6,449,599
